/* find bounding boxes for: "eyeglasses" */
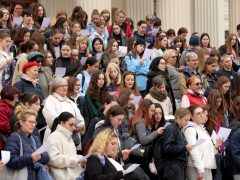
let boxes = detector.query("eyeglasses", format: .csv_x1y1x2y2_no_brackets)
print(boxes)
194,82,202,86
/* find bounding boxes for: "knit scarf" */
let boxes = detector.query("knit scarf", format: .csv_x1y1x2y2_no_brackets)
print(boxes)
149,87,168,102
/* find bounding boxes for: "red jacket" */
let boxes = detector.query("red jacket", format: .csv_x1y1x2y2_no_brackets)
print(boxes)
0,99,12,149
185,92,207,107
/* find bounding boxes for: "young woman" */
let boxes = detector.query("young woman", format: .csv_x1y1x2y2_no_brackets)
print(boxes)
125,38,151,96
54,42,81,77
85,70,110,124
67,76,81,105
205,89,226,135
105,63,121,95
85,128,127,179
215,76,232,128
101,39,119,70
0,31,12,90
109,21,127,46
200,33,211,49
160,108,193,180
151,35,168,59
71,21,81,35
219,33,239,59
91,37,104,58
47,112,84,179
76,57,99,97
44,29,63,60
4,109,49,180
76,35,90,60
197,47,210,72
120,71,141,97
153,103,166,130
0,8,12,31
184,104,222,180
129,99,164,174
32,3,47,33
52,17,70,41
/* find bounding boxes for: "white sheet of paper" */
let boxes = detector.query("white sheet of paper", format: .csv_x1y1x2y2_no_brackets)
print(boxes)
118,46,127,57
80,29,89,36
133,96,141,106
130,144,141,151
142,48,152,60
125,164,140,174
14,17,23,26
41,17,51,27
217,127,231,142
33,143,53,155
164,115,175,120
96,53,103,60
194,138,206,148
80,57,87,65
1,151,10,164
55,67,66,77
151,28,159,36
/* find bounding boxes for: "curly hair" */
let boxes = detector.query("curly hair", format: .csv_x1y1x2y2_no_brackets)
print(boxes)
88,128,118,157
87,70,110,102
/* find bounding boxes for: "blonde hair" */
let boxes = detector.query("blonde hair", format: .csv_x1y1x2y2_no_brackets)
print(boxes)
163,49,176,61
76,35,89,56
88,128,118,157
105,63,121,86
14,109,37,132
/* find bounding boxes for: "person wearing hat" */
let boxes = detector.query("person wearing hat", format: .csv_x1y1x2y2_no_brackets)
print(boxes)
179,35,201,68
124,38,151,97
133,20,151,44
14,61,44,98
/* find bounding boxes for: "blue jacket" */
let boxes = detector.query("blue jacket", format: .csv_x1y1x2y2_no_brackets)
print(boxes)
124,54,151,91
14,78,44,98
4,131,49,180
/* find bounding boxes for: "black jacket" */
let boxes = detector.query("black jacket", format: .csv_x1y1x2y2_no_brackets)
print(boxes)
231,128,240,174
162,122,188,165
85,155,124,180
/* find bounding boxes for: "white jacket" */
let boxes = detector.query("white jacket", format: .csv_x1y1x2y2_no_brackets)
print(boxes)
183,121,217,173
42,93,85,142
47,125,84,180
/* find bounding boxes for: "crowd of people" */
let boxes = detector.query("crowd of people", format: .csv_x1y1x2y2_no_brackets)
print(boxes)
0,0,240,180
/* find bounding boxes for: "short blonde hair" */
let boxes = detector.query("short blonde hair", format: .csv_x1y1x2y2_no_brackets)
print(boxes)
88,128,118,157
49,77,68,94
163,49,176,61
105,63,121,86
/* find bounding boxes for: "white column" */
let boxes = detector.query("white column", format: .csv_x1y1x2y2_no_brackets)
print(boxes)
194,0,225,48
156,0,192,35
39,0,77,18
125,0,154,28
228,0,240,33
76,0,111,22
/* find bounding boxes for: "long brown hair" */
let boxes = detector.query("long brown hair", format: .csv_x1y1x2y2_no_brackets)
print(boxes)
226,33,238,57
87,70,110,102
205,89,225,134
129,99,154,132
120,71,140,96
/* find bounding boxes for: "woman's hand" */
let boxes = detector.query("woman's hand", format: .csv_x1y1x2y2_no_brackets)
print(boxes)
0,160,4,170
186,144,194,151
31,153,41,163
215,138,224,149
140,59,144,65
75,123,85,132
121,149,131,160
156,127,164,135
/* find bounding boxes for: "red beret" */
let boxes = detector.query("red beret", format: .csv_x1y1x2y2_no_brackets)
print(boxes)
22,62,40,74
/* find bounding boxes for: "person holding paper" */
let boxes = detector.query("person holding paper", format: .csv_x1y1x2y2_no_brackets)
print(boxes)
32,4,48,33
159,108,193,180
183,105,223,180
86,128,141,180
124,38,151,97
47,112,84,180
42,77,85,145
4,109,49,180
